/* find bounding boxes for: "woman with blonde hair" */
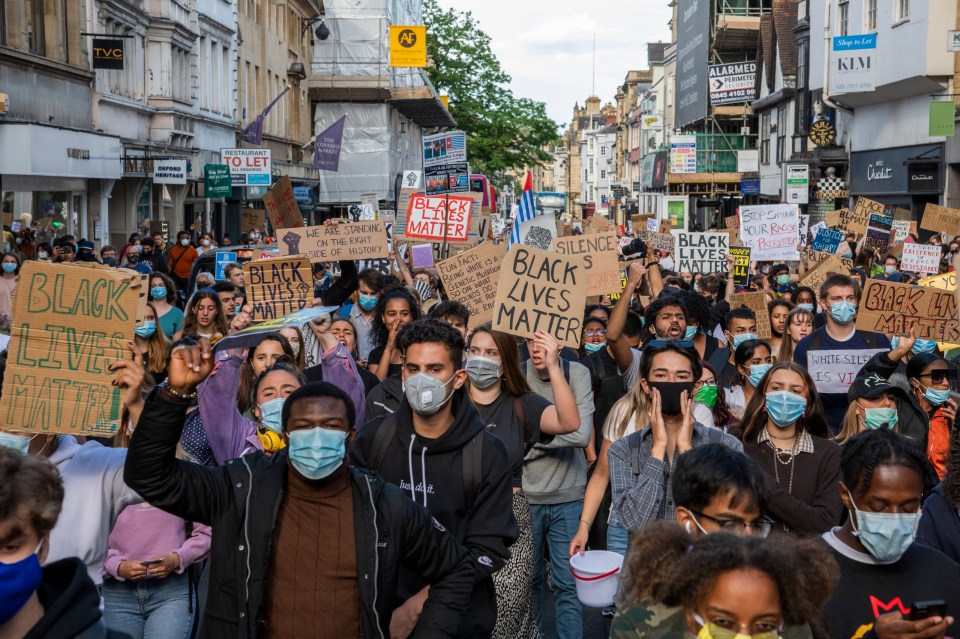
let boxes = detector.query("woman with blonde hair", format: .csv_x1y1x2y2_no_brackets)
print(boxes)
134,302,171,384
778,306,815,363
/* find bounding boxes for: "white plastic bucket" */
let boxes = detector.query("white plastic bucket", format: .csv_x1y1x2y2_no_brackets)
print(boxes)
569,550,624,608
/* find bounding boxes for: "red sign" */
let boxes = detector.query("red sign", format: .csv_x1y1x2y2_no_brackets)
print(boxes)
404,194,473,243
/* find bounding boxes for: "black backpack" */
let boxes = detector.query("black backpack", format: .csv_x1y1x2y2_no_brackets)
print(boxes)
368,415,484,511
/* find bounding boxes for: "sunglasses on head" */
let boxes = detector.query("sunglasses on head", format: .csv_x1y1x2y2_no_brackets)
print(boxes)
648,339,696,350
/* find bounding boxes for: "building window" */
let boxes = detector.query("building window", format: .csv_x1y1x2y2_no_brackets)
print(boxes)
895,0,909,21
601,170,606,180
600,145,606,156
0,0,5,46
838,0,849,36
777,104,787,163
866,0,877,31
760,111,771,164
26,0,44,55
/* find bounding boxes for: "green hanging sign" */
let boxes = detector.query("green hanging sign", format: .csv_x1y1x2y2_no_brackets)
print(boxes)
929,101,956,137
204,164,233,198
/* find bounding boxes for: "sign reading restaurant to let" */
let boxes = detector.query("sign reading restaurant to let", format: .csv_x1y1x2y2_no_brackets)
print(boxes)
221,148,271,186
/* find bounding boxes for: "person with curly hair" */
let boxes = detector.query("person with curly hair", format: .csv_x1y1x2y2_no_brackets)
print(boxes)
609,521,837,638
823,429,959,638
368,287,421,382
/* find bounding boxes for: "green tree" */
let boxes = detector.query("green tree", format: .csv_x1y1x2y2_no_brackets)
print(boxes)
423,0,561,183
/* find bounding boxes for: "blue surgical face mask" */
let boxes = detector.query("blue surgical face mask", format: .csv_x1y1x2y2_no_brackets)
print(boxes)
915,380,950,407
287,427,348,481
848,491,920,562
258,397,285,434
150,286,167,300
829,301,856,324
358,294,378,312
776,274,790,285
584,340,606,353
765,390,807,427
860,406,898,430
731,332,758,349
0,540,44,623
0,432,32,455
912,339,937,354
235,305,242,316
797,303,814,312
748,363,772,388
134,321,157,339
684,326,698,340
1,262,16,273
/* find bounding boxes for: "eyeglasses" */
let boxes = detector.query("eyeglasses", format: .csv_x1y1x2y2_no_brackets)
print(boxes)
647,340,696,349
584,328,607,337
916,370,958,385
690,510,773,538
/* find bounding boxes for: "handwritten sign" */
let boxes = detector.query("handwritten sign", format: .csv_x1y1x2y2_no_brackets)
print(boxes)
729,247,751,286
808,348,886,395
675,232,729,274
277,222,390,263
738,204,799,260
242,255,314,322
799,253,847,302
436,241,507,326
900,243,941,273
808,250,854,270
811,228,845,253
262,176,305,230
732,290,772,339
798,214,810,246
493,245,587,349
920,203,960,235
890,220,911,244
864,212,892,252
0,262,145,435
242,209,266,234
856,279,960,341
402,194,473,243
850,197,884,235
551,230,620,295
647,232,675,253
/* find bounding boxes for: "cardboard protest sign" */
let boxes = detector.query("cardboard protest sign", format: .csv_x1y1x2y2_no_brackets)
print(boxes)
825,209,846,229
731,291,772,339
436,241,507,327
262,176,305,230
608,270,629,303
277,222,390,263
807,250,853,269
856,279,960,342
674,232,729,274
242,256,314,322
891,220,912,244
850,197,884,235
729,247,751,286
799,253,847,302
403,194,473,243
808,348,886,395
811,228,845,253
893,207,912,221
395,187,421,236
214,306,339,353
917,272,960,349
551,230,620,296
648,232,675,253
900,243,941,274
920,203,960,235
493,245,587,349
864,212,893,252
242,209,266,234
586,215,611,233
738,204,800,260
0,262,145,436
798,214,810,246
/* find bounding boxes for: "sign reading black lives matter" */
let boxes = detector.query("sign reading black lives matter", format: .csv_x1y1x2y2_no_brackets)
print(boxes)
709,61,757,105
493,246,588,350
675,232,729,273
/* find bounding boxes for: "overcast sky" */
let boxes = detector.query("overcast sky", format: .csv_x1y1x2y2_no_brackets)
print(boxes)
438,0,673,131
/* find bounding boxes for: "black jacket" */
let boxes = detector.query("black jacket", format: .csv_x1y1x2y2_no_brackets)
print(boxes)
352,388,518,638
364,374,403,420
860,350,931,449
125,389,474,639
25,558,117,639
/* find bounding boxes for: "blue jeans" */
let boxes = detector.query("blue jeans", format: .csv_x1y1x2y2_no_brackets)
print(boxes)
606,523,629,557
531,500,583,639
102,572,194,639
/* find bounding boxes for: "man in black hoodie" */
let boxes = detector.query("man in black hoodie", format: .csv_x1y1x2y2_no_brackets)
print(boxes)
0,446,116,639
351,318,517,638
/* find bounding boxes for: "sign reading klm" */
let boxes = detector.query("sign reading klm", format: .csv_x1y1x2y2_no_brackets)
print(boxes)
830,34,877,95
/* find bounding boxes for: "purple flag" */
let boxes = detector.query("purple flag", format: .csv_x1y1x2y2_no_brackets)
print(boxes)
312,116,347,171
239,86,291,145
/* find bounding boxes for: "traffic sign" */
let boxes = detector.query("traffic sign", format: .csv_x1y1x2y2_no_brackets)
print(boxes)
216,252,237,281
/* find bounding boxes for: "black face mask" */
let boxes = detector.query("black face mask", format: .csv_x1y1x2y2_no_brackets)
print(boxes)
647,381,696,416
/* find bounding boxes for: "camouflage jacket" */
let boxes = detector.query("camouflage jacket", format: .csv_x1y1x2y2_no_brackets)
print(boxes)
609,599,815,639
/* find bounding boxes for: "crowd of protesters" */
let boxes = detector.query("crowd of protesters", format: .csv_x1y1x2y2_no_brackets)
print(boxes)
0,216,959,639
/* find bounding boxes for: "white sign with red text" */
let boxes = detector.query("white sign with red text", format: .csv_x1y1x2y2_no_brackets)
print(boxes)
403,194,473,243
221,148,272,186
738,204,800,261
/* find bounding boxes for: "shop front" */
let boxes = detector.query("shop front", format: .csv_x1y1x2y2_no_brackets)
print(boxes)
849,143,943,237
0,123,122,245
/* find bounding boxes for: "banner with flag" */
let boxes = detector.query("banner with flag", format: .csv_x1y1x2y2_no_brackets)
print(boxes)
312,115,347,171
240,86,291,145
509,172,535,248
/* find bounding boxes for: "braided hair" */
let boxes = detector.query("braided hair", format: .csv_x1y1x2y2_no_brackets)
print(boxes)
841,429,934,497
618,522,838,632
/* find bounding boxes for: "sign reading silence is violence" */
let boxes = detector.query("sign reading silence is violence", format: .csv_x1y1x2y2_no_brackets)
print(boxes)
1,262,147,436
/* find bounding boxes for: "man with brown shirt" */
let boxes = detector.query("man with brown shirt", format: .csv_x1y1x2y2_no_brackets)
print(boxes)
125,337,474,638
